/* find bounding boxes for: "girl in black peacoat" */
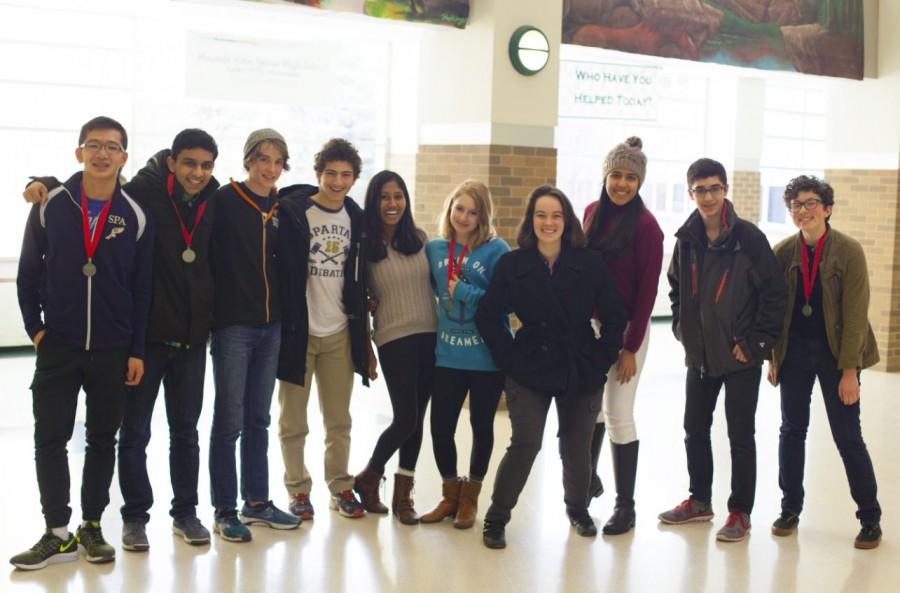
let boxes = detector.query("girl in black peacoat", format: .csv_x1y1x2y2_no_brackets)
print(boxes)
475,185,626,549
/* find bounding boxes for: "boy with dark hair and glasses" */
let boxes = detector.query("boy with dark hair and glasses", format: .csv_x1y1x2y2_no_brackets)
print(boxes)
12,116,153,570
659,158,786,543
23,128,221,551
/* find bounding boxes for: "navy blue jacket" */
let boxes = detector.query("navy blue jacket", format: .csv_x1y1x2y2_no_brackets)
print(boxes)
17,172,154,358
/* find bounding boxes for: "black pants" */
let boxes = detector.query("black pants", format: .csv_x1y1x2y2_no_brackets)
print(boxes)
684,366,761,515
778,335,881,524
118,342,206,523
430,366,504,481
31,335,128,527
485,377,602,525
368,333,436,474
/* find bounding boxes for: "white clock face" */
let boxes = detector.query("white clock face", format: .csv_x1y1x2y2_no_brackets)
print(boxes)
510,26,550,76
518,29,550,72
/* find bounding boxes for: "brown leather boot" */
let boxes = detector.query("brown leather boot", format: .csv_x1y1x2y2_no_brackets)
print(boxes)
454,478,482,529
353,467,388,514
392,474,419,525
420,478,462,523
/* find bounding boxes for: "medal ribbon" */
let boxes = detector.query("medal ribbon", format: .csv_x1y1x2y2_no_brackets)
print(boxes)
81,186,113,264
166,174,208,251
447,241,469,290
230,179,279,224
800,228,829,305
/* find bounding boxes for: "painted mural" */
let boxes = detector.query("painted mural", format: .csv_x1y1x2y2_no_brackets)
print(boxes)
562,1,865,80
243,0,469,29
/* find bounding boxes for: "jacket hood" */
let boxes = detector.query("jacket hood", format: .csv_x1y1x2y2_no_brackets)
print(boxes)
279,183,363,216
675,199,738,247
141,149,220,201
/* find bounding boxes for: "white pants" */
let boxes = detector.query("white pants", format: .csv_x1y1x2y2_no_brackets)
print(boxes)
597,325,650,445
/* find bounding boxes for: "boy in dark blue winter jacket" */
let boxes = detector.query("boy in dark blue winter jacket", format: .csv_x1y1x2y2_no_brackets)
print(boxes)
11,116,153,571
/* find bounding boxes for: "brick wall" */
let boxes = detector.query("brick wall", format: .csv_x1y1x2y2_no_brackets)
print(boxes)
414,144,557,246
826,168,900,371
731,170,761,225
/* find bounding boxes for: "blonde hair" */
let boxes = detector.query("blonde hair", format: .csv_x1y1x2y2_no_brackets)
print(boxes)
438,179,496,250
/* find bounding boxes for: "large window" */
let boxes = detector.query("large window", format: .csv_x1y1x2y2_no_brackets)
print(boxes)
0,0,420,260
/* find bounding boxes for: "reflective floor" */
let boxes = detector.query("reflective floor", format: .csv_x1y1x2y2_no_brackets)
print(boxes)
1,322,896,593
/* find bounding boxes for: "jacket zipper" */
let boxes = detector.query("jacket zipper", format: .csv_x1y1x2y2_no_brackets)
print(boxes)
714,269,730,304
261,212,270,323
85,276,92,350
690,249,698,297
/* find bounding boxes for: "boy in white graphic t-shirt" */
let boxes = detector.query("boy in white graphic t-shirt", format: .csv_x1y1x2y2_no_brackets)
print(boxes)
275,138,373,520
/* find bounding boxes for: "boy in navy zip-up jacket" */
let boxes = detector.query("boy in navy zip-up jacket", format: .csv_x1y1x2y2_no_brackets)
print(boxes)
11,117,153,571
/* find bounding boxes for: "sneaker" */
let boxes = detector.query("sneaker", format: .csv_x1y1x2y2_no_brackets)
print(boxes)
76,522,116,563
716,512,751,542
854,523,882,550
483,520,506,549
213,511,251,543
330,490,366,519
121,521,149,552
9,531,78,571
241,501,301,530
658,498,714,525
771,512,800,537
173,515,211,545
289,493,315,520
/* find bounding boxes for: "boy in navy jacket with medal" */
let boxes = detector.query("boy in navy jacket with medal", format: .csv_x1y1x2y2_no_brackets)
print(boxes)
12,116,153,570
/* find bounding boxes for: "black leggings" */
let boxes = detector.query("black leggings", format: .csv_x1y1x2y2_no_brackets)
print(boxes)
368,333,436,475
430,366,504,482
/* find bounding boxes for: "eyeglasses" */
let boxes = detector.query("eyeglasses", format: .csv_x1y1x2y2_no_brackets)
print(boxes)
80,141,125,154
789,198,822,212
689,184,726,198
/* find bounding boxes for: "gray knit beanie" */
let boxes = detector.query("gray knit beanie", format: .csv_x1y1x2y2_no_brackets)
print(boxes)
602,136,647,188
243,128,288,161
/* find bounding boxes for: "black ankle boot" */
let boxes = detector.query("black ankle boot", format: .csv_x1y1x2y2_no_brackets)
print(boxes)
603,440,638,535
589,423,605,498
483,520,507,549
567,509,598,537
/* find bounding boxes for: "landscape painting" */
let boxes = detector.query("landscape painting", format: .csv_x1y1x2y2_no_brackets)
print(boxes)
562,1,865,80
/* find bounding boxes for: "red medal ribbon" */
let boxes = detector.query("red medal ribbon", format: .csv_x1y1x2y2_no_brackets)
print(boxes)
167,174,208,250
800,228,829,304
81,186,113,263
447,241,469,288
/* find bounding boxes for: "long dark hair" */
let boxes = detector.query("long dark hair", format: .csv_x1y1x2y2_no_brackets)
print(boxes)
364,170,425,262
516,185,586,250
584,186,645,259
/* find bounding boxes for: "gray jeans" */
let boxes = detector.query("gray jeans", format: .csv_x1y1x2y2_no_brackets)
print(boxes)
485,377,603,525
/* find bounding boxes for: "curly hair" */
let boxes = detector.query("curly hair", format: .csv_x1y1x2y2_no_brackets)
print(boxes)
314,138,361,180
783,175,834,208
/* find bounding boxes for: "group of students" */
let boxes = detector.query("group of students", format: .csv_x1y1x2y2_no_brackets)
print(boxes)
10,117,882,571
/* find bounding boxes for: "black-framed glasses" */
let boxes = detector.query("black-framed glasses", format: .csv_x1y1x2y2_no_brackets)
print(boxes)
80,141,125,154
789,198,822,212
689,184,726,198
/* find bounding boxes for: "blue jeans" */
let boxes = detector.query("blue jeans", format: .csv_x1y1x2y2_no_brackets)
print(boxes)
778,334,881,524
118,343,206,523
209,322,281,512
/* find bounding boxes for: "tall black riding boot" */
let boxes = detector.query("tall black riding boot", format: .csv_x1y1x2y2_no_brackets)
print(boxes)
603,440,638,535
589,423,605,498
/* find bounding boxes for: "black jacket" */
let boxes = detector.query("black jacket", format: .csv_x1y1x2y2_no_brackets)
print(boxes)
475,247,626,398
210,181,280,329
275,184,370,387
31,150,218,347
667,200,786,377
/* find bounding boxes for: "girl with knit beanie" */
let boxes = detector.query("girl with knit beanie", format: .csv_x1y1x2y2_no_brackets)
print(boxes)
582,136,664,535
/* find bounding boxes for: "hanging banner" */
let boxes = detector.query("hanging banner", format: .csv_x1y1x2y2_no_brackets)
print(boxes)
562,1,865,80
242,0,469,29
